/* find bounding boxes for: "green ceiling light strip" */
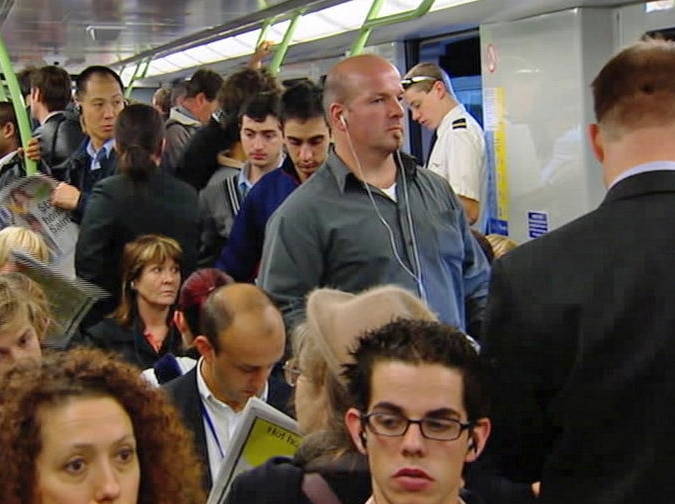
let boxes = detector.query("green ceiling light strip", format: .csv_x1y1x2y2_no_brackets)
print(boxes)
349,0,436,55
268,9,305,76
0,35,37,174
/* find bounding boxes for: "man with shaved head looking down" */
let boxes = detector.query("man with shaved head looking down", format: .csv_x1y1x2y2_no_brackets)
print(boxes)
260,54,490,337
164,283,291,491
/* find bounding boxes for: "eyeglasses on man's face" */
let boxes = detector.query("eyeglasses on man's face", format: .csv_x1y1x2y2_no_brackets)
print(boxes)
361,411,474,441
283,359,302,387
400,75,438,90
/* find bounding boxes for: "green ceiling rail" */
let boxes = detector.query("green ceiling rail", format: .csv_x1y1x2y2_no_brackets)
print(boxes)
257,18,274,49
124,57,151,99
0,35,37,174
349,0,435,55
268,9,305,76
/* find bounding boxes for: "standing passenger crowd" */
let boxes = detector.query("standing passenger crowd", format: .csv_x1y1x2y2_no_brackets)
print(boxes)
0,37,673,504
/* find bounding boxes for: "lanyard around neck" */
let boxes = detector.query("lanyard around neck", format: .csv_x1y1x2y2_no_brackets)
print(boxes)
200,399,225,460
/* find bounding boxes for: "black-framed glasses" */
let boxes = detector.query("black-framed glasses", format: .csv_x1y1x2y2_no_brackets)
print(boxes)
400,75,438,90
282,359,302,387
362,411,474,441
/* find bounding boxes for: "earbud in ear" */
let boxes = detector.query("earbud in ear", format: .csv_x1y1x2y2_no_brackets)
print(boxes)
339,114,347,127
130,281,136,290
359,430,367,450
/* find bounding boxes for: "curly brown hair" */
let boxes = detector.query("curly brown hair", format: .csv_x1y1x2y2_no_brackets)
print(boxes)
0,348,205,504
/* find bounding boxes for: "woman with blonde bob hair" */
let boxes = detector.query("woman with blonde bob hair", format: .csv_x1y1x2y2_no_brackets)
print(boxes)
73,234,184,369
226,285,438,504
0,347,205,504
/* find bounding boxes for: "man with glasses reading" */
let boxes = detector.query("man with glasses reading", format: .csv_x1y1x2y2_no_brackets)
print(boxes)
402,63,488,231
344,319,491,504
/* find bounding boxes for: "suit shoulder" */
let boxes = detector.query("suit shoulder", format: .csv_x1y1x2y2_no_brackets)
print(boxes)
162,367,197,397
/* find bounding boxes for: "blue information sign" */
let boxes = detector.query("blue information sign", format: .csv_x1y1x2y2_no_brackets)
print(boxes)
527,211,549,238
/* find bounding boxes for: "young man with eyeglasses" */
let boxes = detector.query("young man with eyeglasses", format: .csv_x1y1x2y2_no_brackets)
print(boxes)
402,63,487,231
344,319,491,504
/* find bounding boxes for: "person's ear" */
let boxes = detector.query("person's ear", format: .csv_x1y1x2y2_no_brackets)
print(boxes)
173,310,194,348
432,80,446,98
329,103,347,132
193,335,215,361
30,87,41,105
588,123,604,164
0,122,14,140
345,408,367,454
464,418,491,463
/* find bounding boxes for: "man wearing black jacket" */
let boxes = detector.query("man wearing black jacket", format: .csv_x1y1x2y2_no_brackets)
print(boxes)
50,65,124,223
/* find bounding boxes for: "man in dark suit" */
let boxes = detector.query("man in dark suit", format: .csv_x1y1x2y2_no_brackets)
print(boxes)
481,38,675,503
164,283,291,492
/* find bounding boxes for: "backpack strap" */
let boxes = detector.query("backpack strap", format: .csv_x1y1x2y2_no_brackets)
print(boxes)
223,176,243,216
302,472,341,504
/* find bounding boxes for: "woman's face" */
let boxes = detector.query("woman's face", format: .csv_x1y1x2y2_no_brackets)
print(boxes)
33,395,140,504
293,356,327,434
134,258,180,308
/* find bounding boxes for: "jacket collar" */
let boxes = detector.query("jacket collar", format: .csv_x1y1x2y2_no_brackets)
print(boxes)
326,147,419,193
603,169,675,206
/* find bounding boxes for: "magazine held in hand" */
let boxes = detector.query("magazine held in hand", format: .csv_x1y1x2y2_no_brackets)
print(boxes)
207,397,301,504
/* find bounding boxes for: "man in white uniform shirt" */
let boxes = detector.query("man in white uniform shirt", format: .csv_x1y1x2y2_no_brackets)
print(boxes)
164,283,290,491
402,62,488,232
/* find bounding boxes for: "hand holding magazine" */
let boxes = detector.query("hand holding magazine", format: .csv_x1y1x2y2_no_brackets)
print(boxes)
0,174,78,277
207,397,302,504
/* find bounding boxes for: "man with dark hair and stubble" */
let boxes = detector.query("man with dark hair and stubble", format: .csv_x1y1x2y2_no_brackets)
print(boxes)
481,38,675,503
344,318,491,504
198,92,285,267
216,80,330,281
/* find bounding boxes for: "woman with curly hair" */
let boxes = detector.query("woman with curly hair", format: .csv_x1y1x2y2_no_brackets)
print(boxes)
0,347,205,504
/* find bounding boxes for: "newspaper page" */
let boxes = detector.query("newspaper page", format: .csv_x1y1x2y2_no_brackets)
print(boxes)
11,250,108,348
207,397,301,504
0,174,78,277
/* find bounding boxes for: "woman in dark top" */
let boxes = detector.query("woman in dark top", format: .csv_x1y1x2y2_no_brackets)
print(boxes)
75,234,184,369
75,103,199,326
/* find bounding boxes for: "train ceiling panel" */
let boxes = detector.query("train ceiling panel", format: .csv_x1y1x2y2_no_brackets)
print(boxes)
0,0,290,70
0,0,655,76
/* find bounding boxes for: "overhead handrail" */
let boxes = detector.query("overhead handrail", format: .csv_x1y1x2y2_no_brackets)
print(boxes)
350,0,436,55
0,35,37,174
268,9,305,76
124,57,151,99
